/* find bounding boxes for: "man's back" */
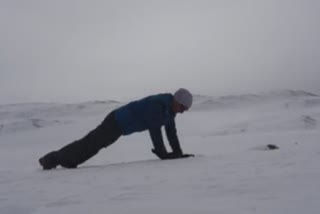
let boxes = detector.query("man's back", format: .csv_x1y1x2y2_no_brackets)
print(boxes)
114,93,176,135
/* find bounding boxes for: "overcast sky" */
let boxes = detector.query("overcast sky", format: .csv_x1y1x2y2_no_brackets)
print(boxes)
1,0,319,104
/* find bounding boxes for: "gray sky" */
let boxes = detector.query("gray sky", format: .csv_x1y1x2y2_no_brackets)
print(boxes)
1,0,320,104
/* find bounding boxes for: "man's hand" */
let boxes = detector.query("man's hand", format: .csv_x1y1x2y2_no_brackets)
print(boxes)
152,149,194,160
151,149,168,159
180,153,195,158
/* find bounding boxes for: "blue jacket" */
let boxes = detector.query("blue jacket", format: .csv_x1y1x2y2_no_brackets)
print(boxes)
114,94,182,154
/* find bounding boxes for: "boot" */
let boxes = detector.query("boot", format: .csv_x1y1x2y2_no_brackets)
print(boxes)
39,151,59,170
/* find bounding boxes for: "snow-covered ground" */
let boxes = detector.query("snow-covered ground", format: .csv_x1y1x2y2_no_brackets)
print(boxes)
1,90,320,214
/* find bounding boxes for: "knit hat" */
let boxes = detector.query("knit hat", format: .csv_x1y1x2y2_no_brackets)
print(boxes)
174,88,193,109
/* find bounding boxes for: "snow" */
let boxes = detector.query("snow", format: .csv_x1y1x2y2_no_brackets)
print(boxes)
1,90,320,214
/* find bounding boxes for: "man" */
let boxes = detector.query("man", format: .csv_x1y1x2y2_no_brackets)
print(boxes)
39,88,194,170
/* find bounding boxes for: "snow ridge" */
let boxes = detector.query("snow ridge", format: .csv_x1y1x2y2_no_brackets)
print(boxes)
0,90,319,136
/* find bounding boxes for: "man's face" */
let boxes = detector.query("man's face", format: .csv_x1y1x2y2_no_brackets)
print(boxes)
173,101,188,114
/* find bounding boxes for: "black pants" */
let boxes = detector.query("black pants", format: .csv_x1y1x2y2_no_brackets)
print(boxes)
55,111,122,168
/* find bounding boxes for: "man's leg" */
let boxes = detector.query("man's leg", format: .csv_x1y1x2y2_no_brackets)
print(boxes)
39,111,121,169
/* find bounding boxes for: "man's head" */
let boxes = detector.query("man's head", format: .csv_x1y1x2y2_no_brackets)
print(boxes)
173,88,193,113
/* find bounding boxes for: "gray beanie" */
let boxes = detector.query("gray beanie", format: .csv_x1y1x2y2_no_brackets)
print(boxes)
174,88,193,109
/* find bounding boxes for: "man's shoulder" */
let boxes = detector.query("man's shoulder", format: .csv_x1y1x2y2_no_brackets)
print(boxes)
146,93,174,107
148,93,173,101
116,93,173,111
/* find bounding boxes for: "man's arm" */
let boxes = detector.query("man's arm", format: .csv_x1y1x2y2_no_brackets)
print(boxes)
165,118,182,155
145,101,169,158
161,118,194,159
145,98,193,159
149,128,168,157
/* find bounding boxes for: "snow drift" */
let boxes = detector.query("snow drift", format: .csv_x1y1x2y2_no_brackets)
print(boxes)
0,90,320,214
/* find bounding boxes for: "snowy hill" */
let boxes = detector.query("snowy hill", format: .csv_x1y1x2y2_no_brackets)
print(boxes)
192,89,319,111
0,100,121,135
1,90,320,214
